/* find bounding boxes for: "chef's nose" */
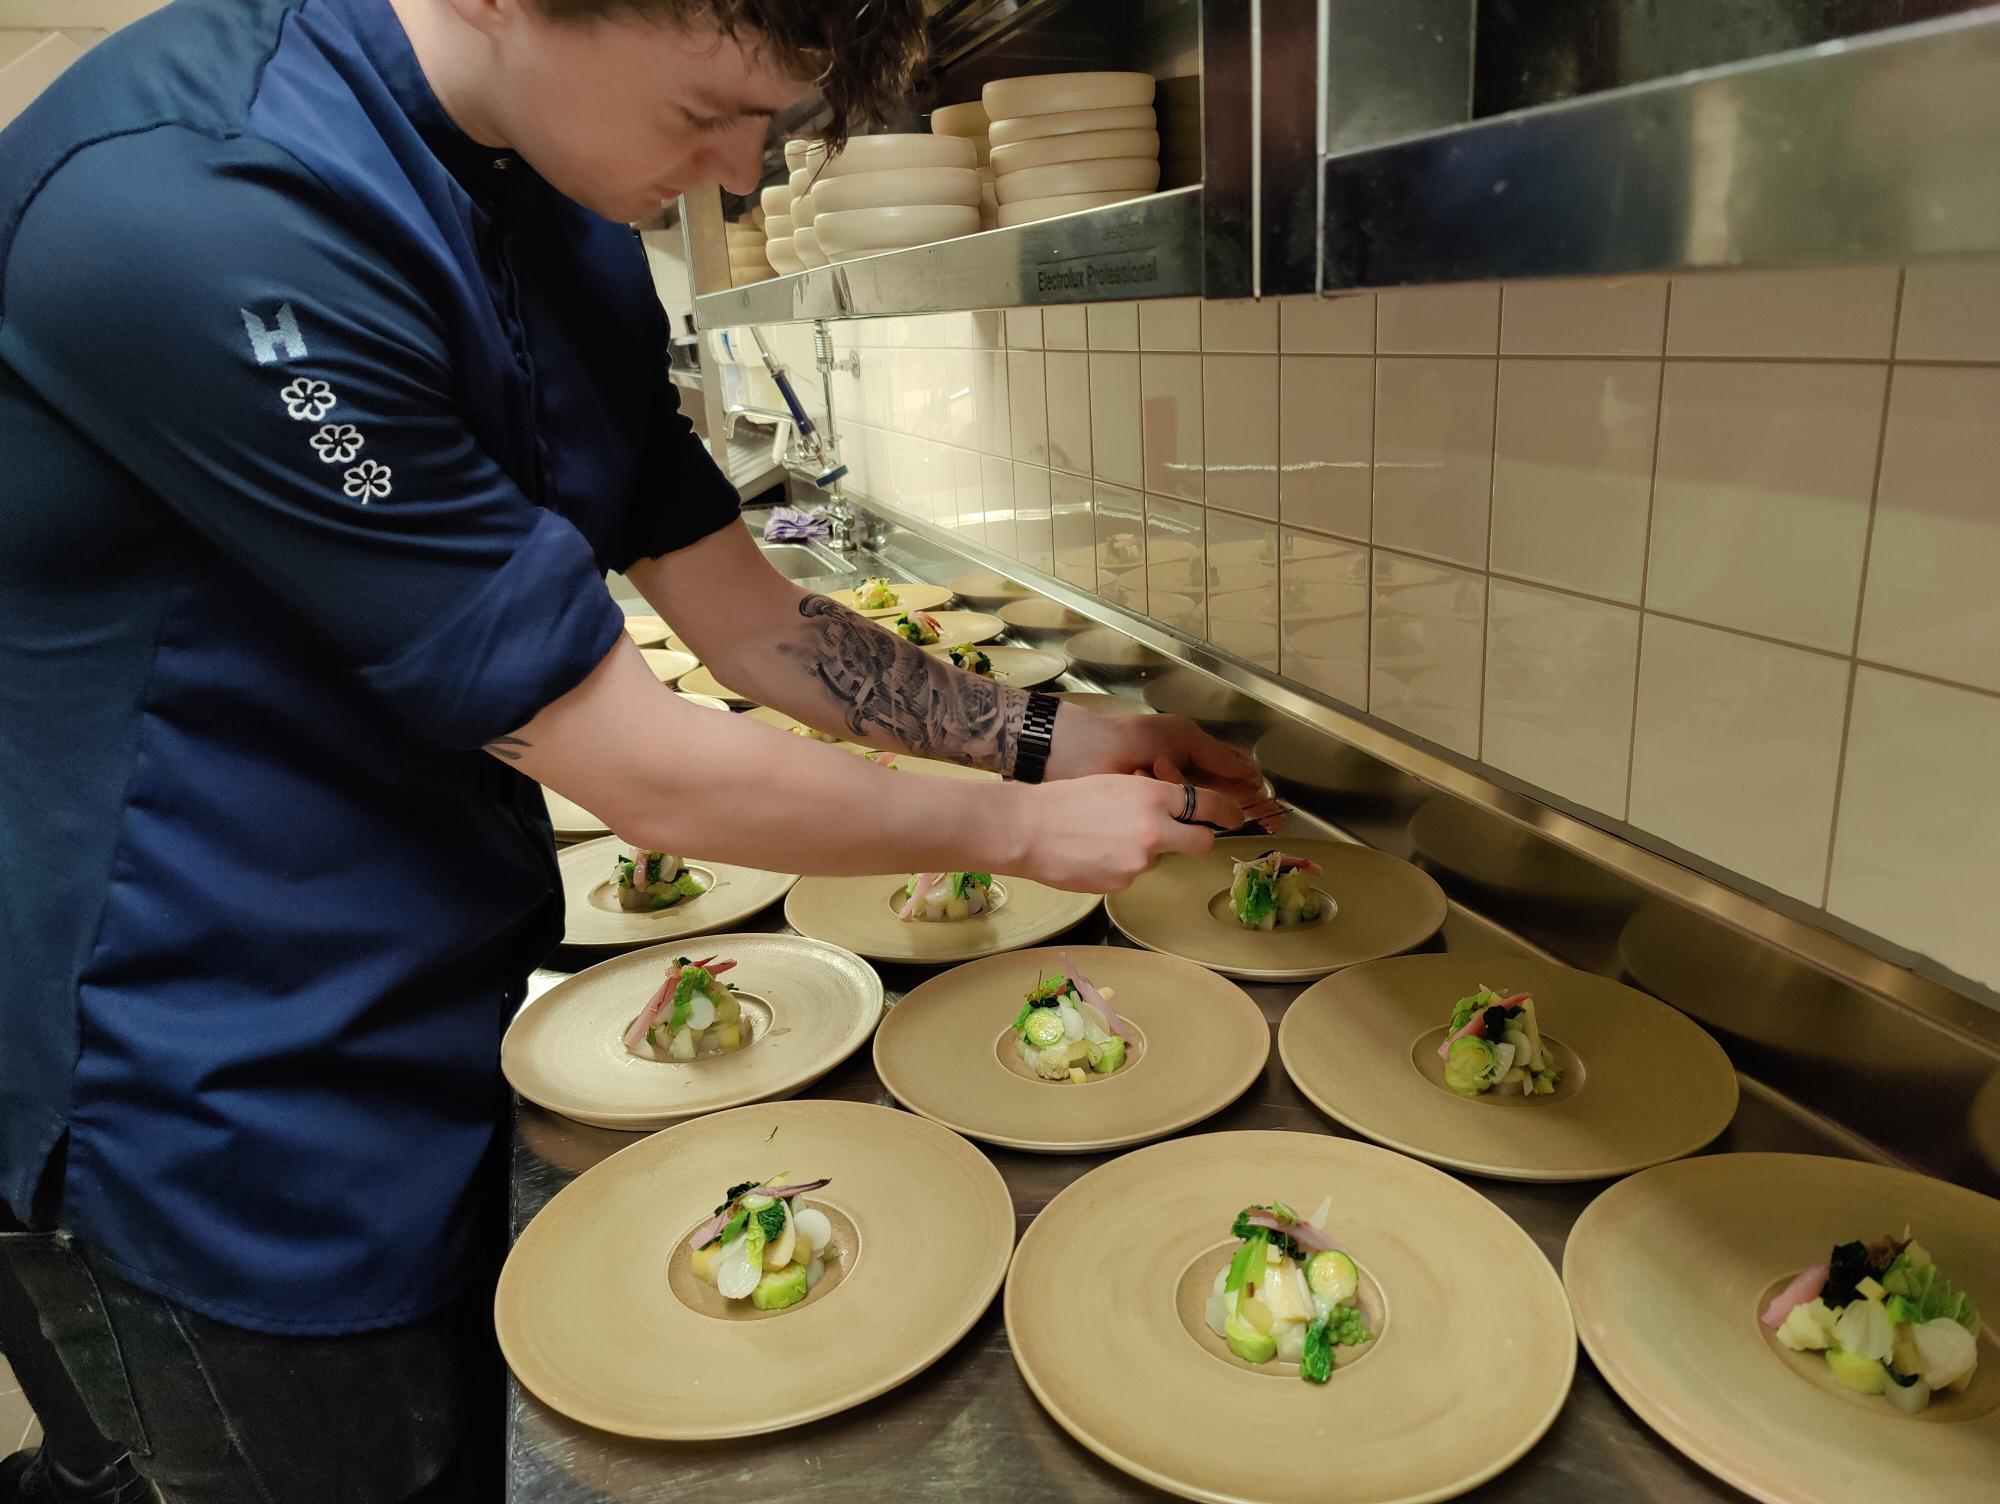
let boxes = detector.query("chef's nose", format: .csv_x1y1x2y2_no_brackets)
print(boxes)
713,122,767,196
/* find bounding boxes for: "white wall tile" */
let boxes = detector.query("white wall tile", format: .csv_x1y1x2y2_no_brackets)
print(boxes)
1202,353,1279,519
1895,259,2000,363
1377,285,1499,355
1483,583,1639,817
1629,616,1849,902
1667,266,1899,359
1500,278,1667,356
1013,463,1055,574
1202,298,1279,353
1140,352,1204,501
1828,668,2000,990
1204,509,1280,669
970,310,1007,349
1280,293,1374,354
973,349,1010,457
1490,358,1658,604
1144,494,1205,637
1280,531,1369,706
981,453,1017,556
941,349,977,448
1647,361,1883,652
1373,357,1496,569
1006,349,1048,465
1278,354,1372,542
1005,307,1044,349
1051,472,1095,589
1139,297,1202,351
1371,551,1486,755
1858,364,2000,692
1042,304,1089,350
1087,300,1139,351
1044,350,1092,476
952,446,983,538
1088,351,1142,488
1094,482,1149,614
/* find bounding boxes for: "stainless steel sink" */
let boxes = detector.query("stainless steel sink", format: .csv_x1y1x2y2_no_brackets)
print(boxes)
760,542,843,582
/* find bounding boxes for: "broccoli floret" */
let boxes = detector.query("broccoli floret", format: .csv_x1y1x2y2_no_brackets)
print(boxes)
754,1202,787,1242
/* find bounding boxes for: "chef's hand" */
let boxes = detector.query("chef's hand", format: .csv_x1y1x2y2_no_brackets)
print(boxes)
1042,705,1282,832
1010,774,1247,893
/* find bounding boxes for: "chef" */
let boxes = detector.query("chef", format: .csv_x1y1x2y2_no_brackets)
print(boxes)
0,1,1270,1500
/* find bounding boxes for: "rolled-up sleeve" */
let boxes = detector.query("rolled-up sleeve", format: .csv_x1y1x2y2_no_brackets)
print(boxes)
610,342,743,572
0,126,623,748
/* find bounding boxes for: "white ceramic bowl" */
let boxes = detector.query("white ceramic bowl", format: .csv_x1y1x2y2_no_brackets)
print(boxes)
989,127,1160,176
792,225,828,267
987,104,1157,149
765,237,806,275
764,214,794,238
994,156,1159,205
982,71,1154,120
809,166,983,214
929,100,990,138
782,138,824,171
817,134,976,179
758,184,792,217
792,189,816,227
787,166,816,201
812,204,982,256
995,188,1147,227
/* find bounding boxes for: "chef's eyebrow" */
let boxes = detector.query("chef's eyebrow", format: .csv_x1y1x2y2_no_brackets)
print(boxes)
685,88,781,120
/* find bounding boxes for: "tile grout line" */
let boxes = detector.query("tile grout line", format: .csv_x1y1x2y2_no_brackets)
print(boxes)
1821,269,1908,908
1475,288,1505,760
1625,284,1674,822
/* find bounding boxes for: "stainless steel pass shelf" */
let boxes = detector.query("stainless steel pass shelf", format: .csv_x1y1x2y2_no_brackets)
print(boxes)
1321,8,2000,290
693,187,1201,326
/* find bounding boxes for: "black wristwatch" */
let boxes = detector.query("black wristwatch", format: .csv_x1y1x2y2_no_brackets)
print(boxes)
1011,692,1061,784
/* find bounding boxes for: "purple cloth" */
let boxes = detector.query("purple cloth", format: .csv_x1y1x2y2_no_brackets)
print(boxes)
761,506,833,542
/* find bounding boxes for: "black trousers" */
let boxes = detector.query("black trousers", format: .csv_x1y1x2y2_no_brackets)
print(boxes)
0,1227,504,1504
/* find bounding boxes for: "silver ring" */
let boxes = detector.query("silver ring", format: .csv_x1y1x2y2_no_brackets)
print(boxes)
1172,782,1199,824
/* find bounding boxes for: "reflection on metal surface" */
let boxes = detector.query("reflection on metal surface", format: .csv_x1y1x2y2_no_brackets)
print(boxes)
695,187,1204,325
1323,9,2000,288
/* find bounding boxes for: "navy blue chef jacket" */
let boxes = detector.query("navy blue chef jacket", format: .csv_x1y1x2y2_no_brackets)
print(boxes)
0,0,741,1332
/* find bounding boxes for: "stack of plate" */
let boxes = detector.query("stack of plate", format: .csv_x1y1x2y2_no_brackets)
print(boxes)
928,99,997,230
723,218,772,284
760,182,802,275
980,71,1159,227
808,135,981,262
783,139,828,268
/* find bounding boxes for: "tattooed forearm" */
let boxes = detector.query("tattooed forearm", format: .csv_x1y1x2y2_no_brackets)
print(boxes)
780,595,1029,773
484,734,530,763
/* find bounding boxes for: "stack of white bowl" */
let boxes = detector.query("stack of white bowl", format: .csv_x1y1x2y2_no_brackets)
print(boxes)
928,100,997,230
761,182,803,274
808,134,982,262
724,216,773,284
980,71,1160,227
782,138,829,268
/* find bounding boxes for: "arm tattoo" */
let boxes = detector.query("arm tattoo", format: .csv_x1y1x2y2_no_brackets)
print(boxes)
484,734,530,763
781,595,1028,774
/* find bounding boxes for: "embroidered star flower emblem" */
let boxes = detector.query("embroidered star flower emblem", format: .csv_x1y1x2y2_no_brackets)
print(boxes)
309,422,364,464
280,378,338,422
342,459,393,504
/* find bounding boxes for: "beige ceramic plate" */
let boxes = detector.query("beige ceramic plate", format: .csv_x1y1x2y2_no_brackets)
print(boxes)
497,1100,1014,1440
1565,1153,2000,1504
744,705,864,751
926,643,1066,686
502,934,882,1129
675,691,731,713
998,598,1097,632
785,873,1099,964
1279,952,1738,1181
949,569,1031,607
877,754,1000,781
822,581,954,618
872,609,1005,644
1144,672,1266,725
676,664,751,705
641,648,698,685
1007,1131,1576,1504
1066,626,1169,674
1108,836,1447,982
1052,691,1153,716
875,946,1268,1153
622,613,670,647
560,836,797,949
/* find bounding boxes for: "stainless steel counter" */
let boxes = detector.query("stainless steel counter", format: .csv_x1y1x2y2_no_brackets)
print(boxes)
506,518,1906,1504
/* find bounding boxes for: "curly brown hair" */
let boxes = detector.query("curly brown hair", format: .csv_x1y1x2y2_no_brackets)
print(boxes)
531,0,929,147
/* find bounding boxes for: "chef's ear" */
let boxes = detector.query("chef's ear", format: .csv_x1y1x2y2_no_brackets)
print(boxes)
439,0,521,39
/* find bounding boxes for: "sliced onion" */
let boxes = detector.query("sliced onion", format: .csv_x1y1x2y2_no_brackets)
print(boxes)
623,964,684,1050
794,1207,833,1255
899,874,942,921
687,991,717,1033
1761,1260,1832,1329
715,1234,761,1300
1245,1212,1336,1253
1062,954,1128,1042
1435,1009,1490,1061
805,1257,826,1291
1274,854,1324,876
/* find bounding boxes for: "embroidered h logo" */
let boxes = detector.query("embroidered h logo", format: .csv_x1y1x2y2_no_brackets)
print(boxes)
240,303,308,365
